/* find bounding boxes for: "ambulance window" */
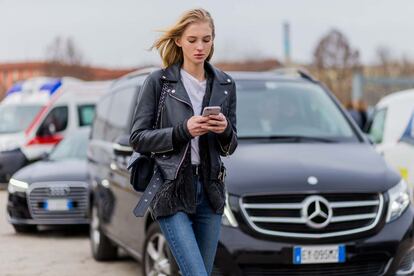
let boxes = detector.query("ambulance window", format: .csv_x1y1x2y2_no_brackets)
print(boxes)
368,108,387,144
78,104,95,127
38,106,68,136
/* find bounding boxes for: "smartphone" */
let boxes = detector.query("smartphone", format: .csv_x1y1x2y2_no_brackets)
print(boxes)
202,106,221,116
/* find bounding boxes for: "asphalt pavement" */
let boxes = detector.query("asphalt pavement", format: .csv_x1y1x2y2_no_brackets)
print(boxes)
0,189,141,276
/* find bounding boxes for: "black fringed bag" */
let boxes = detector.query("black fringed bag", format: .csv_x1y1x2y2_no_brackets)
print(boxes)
127,81,169,192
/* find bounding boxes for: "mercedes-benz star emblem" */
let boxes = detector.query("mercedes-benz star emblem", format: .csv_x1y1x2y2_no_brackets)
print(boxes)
307,176,318,185
302,196,333,229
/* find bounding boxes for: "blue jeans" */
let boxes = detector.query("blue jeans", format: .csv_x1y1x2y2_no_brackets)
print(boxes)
157,175,222,276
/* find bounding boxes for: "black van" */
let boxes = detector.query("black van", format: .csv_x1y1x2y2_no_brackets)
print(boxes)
87,68,414,276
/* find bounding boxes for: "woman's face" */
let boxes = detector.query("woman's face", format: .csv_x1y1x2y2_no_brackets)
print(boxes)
175,21,213,66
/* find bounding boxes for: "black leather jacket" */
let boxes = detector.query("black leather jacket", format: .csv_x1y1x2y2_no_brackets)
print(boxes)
129,62,237,218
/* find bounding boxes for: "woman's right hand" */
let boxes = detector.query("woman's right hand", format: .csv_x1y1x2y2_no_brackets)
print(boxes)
187,116,209,137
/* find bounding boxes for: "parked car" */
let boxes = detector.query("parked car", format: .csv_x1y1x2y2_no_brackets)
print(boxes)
88,68,414,276
6,127,91,233
367,89,414,190
0,77,110,185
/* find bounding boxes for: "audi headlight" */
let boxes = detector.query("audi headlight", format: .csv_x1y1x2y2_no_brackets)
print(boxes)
386,179,412,223
221,193,238,228
8,178,29,194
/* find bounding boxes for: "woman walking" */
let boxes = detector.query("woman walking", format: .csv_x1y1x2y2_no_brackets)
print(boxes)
129,8,237,276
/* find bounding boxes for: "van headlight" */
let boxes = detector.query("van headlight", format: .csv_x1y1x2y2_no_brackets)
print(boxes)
221,193,238,228
386,179,412,223
8,178,29,194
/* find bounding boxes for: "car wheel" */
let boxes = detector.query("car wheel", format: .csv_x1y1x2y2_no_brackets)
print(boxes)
89,203,118,261
143,222,180,276
12,224,37,233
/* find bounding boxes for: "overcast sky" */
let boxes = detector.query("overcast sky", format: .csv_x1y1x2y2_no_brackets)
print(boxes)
1,0,414,68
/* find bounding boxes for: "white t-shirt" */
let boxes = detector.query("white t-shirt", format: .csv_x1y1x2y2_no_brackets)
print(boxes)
180,68,206,165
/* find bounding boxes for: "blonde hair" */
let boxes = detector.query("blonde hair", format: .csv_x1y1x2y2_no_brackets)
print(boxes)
152,8,215,68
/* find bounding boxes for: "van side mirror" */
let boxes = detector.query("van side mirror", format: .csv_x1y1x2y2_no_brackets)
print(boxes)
113,134,133,156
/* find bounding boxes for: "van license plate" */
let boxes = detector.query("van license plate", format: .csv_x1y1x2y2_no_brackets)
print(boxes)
293,245,345,264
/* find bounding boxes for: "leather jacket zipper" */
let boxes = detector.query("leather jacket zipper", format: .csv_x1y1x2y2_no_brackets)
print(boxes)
169,93,193,110
175,143,190,179
225,135,233,156
168,93,194,179
218,133,233,156
153,104,174,154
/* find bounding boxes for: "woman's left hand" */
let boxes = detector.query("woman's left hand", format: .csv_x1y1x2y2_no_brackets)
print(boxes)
201,113,228,134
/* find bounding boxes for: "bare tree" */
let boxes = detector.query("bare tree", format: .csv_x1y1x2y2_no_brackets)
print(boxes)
400,54,414,75
44,36,91,79
313,29,359,69
376,46,393,75
46,36,84,65
312,29,360,103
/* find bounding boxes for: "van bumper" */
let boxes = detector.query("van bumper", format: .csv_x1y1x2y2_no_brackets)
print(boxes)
216,206,414,276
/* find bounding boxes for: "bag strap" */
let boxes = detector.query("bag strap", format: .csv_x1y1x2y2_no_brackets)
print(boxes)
153,80,169,129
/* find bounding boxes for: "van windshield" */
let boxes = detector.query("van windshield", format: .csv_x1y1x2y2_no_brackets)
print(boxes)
0,104,43,134
236,80,358,142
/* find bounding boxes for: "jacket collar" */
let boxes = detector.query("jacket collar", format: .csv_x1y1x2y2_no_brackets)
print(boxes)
161,61,232,109
161,61,232,85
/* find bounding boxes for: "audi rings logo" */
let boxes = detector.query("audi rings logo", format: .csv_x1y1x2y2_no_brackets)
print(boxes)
302,196,333,229
48,186,70,197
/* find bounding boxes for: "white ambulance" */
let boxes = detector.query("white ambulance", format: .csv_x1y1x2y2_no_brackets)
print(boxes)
0,77,111,184
368,89,414,188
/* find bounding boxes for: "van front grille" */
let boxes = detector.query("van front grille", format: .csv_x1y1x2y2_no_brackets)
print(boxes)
240,193,384,239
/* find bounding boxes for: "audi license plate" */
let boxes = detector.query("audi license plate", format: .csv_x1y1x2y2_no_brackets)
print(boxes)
45,199,72,211
293,245,345,264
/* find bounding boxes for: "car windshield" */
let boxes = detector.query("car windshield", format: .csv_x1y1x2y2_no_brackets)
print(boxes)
236,80,358,142
49,129,90,161
0,104,43,134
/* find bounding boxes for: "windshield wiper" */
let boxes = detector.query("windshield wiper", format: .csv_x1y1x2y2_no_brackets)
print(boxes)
239,135,337,143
